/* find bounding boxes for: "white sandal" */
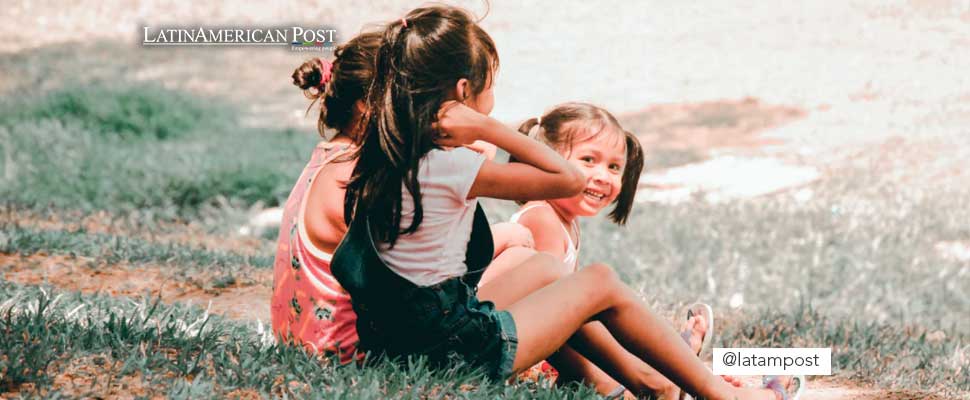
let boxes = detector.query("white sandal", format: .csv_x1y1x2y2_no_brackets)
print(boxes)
763,375,806,400
680,302,714,358
679,302,714,400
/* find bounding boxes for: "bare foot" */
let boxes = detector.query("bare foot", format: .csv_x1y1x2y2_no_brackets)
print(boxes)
720,374,744,387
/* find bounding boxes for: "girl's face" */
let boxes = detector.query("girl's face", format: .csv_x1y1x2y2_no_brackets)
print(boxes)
550,129,627,218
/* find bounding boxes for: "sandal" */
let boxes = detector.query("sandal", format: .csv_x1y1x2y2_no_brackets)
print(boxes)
763,375,806,400
679,302,714,358
602,385,627,400
678,303,714,400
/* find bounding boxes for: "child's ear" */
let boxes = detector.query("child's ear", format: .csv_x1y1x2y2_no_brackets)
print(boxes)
453,78,471,102
354,99,366,114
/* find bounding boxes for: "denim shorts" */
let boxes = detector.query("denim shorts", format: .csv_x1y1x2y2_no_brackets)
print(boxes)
357,277,519,380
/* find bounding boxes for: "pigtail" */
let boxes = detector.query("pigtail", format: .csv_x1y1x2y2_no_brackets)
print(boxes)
292,59,330,137
292,31,380,139
508,117,545,203
608,130,645,225
517,117,539,136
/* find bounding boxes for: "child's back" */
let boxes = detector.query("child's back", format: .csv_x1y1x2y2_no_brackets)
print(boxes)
271,142,358,362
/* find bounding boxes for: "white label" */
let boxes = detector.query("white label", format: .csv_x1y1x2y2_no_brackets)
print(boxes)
712,348,832,376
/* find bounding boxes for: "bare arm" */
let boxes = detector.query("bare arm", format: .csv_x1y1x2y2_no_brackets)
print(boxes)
433,102,584,201
469,117,585,200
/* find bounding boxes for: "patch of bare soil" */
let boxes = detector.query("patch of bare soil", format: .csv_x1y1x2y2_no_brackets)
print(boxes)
0,253,272,322
47,354,166,399
0,208,269,256
725,376,948,400
618,97,806,168
3,352,260,398
618,98,816,203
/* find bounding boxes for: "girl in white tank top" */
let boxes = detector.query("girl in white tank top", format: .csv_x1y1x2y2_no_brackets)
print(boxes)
508,202,580,270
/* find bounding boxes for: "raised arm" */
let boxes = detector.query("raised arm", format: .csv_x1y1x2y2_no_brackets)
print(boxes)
435,102,585,201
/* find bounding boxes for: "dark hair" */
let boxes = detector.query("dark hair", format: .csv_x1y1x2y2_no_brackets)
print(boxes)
515,102,644,225
291,31,381,138
344,5,499,247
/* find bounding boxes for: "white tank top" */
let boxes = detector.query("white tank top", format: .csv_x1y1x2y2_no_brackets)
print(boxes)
509,202,580,271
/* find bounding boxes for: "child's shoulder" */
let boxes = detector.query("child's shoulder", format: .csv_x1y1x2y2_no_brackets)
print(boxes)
514,202,570,256
514,203,563,232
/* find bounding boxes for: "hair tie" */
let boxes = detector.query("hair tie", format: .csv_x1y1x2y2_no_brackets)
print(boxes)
536,115,542,126
315,58,333,89
401,18,408,28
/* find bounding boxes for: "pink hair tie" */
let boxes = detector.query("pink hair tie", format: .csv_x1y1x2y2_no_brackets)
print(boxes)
401,18,408,28
316,58,333,89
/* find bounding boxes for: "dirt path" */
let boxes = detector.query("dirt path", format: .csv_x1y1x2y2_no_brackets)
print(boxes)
724,376,948,400
0,253,272,322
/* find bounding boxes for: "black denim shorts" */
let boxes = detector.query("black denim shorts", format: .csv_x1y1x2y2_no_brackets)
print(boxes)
358,277,518,380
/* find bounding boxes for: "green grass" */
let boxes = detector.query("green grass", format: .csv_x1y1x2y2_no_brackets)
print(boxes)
0,282,595,399
0,223,272,270
0,82,316,217
577,169,970,334
2,41,968,397
718,306,969,394
1,282,965,399
0,84,227,141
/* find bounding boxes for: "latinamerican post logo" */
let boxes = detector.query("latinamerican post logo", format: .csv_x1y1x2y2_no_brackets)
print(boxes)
142,25,337,52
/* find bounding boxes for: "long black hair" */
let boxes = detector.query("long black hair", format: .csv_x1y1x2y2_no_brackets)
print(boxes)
343,5,499,247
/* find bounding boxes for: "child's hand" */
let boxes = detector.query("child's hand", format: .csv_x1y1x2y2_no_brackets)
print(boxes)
434,101,489,147
490,222,535,257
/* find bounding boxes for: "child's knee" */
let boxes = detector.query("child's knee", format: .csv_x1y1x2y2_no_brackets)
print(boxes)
581,262,620,286
531,252,569,285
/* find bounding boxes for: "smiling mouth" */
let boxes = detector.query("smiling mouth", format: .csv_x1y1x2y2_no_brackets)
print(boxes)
583,189,607,201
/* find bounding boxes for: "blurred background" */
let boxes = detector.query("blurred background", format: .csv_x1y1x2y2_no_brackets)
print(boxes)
1,0,968,397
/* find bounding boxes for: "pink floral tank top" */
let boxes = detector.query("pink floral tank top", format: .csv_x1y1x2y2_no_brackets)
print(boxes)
271,142,359,363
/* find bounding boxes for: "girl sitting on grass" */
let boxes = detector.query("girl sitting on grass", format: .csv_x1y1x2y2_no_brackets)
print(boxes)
331,5,803,399
270,30,534,363
270,31,380,363
480,103,719,399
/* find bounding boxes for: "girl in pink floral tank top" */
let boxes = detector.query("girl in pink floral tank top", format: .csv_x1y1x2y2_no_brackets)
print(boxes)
270,31,380,362
272,142,360,362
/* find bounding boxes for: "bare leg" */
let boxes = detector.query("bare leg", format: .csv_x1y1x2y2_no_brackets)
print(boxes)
564,322,685,399
548,344,629,396
477,247,565,307
478,251,625,396
480,250,703,399
506,263,779,400
479,244,547,288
